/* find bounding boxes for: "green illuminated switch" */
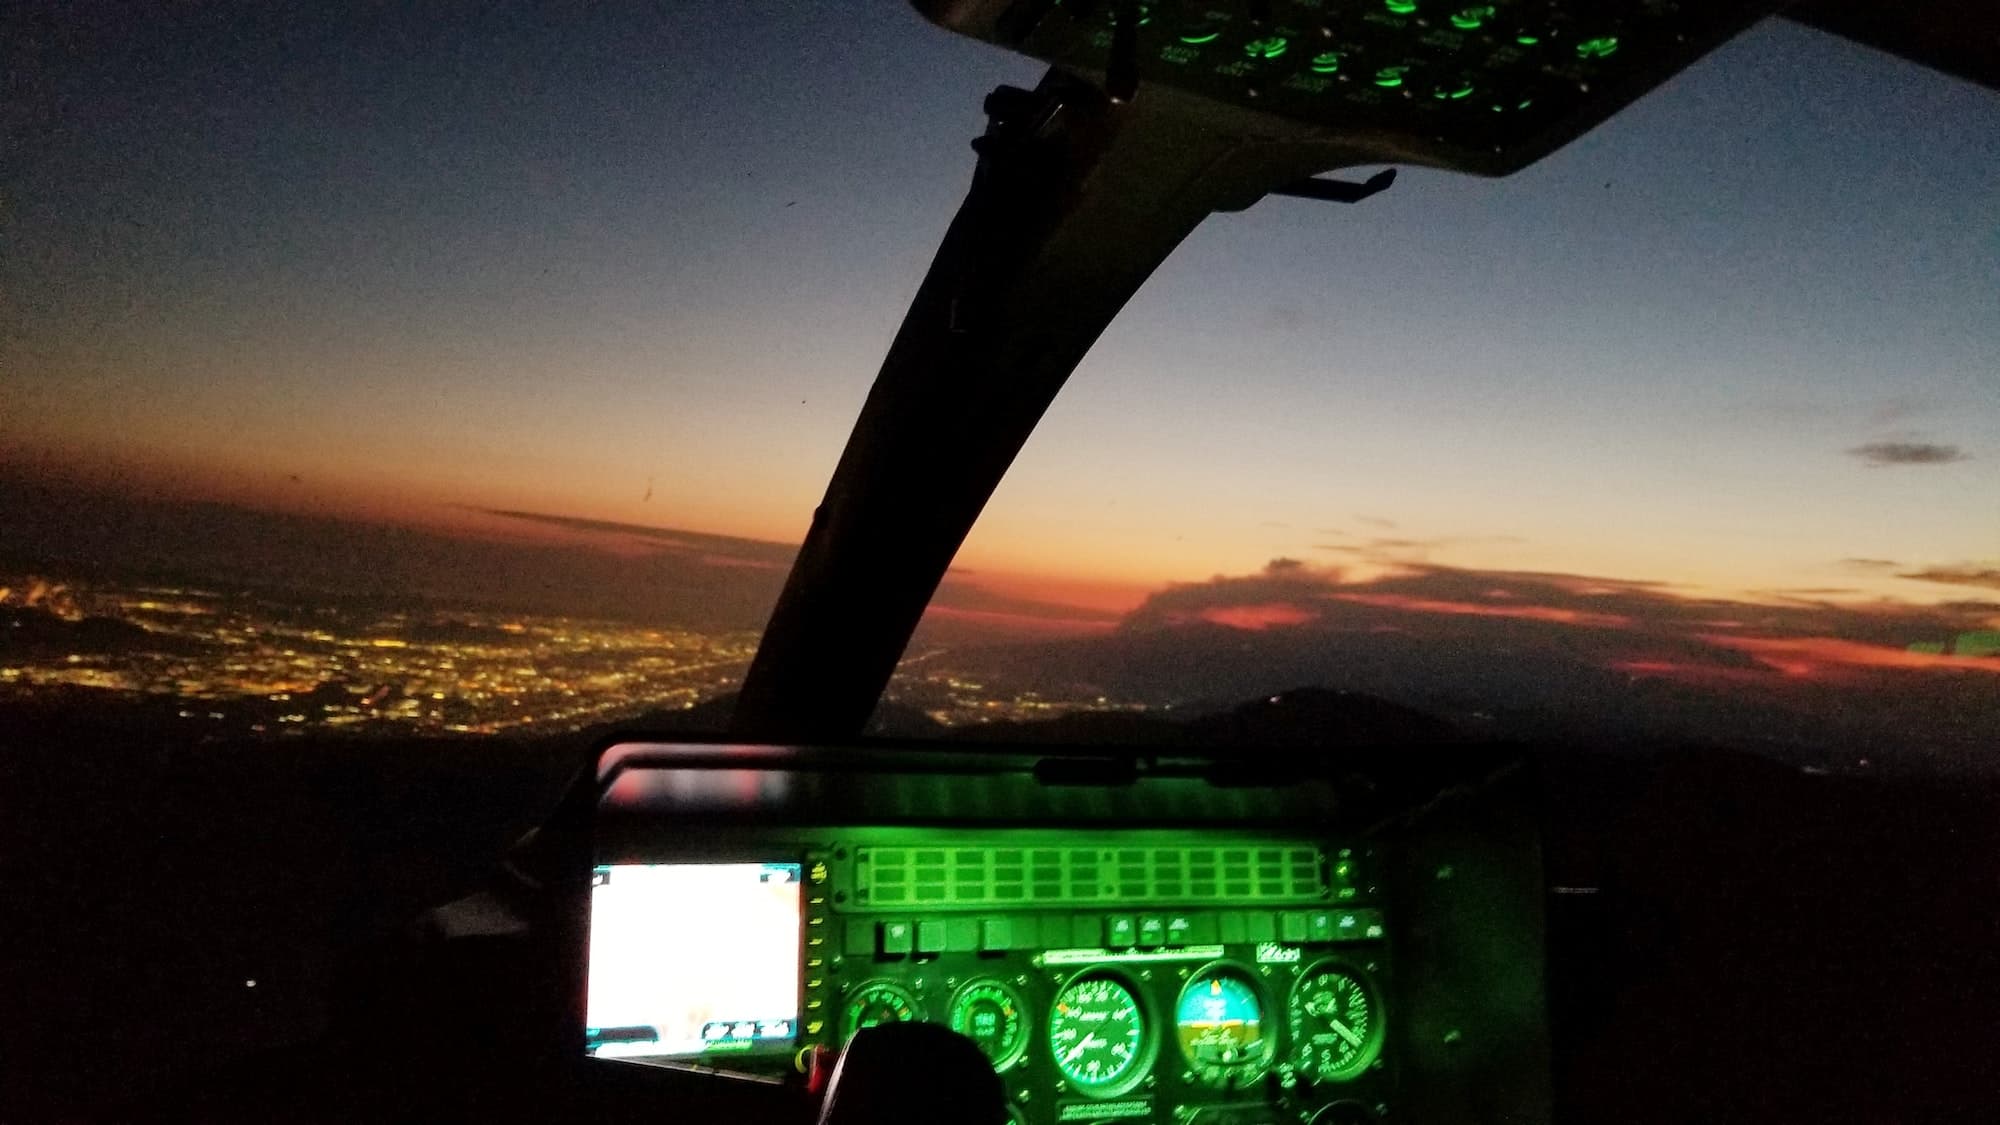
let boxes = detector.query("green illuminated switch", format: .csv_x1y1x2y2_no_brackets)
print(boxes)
944,918,980,953
1280,911,1311,944
1308,910,1336,943
979,917,1014,952
879,920,913,957
1332,908,1387,943
1105,915,1138,948
1167,912,1212,945
1244,913,1277,943
916,920,947,955
1136,915,1166,948
1218,912,1248,944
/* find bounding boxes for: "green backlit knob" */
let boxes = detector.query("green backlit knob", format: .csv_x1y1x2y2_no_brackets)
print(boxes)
1179,26,1221,45
1431,83,1475,100
1575,36,1619,59
1384,0,1417,15
1309,51,1342,74
1449,5,1493,30
1243,35,1289,60
1373,66,1409,88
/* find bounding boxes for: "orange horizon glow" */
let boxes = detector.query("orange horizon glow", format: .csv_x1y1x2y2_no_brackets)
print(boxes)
7,442,1998,662
1198,604,1321,631
1695,634,2000,679
1325,592,1634,629
918,604,1121,637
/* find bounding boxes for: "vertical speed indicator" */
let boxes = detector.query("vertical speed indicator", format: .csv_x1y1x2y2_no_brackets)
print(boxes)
1286,963,1384,1083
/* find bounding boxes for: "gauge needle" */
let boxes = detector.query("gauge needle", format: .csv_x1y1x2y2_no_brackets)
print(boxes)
1328,1019,1363,1048
1063,1033,1104,1063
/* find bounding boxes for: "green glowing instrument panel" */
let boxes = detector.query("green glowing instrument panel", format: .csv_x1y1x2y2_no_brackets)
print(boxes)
585,740,1550,1124
914,0,1787,175
589,831,1393,1124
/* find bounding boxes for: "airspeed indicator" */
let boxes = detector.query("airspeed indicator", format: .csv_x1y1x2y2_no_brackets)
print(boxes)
1048,973,1151,1096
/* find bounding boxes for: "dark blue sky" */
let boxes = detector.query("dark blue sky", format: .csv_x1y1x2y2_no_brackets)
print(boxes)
5,2,1995,607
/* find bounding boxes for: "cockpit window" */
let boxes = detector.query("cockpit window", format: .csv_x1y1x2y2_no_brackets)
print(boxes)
4,9,1995,764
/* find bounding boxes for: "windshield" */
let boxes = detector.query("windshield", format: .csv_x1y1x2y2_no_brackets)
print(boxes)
5,6,1996,767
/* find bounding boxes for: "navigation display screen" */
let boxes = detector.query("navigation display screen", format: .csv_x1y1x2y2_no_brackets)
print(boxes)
585,862,802,1059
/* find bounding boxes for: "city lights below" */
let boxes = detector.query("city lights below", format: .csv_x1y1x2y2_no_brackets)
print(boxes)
0,573,1147,738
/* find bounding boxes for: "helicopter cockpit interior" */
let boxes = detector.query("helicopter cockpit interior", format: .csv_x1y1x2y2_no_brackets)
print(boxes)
8,2,1999,1124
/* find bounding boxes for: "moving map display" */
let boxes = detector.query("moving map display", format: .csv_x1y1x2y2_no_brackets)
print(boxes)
585,862,802,1059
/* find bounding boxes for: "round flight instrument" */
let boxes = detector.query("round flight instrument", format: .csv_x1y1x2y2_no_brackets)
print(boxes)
1175,964,1271,1086
948,979,1030,1071
1048,973,1151,1096
842,980,921,1041
1287,963,1383,1083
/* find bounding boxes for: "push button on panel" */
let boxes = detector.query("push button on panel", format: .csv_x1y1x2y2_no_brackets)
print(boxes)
1105,914,1138,948
1218,912,1248,944
1280,911,1311,944
916,920,947,955
979,917,1013,952
1244,913,1278,943
879,920,913,957
1309,910,1336,943
1333,908,1388,943
943,918,980,953
1136,915,1167,949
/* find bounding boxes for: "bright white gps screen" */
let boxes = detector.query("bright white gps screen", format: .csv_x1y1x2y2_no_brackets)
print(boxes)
584,862,802,1058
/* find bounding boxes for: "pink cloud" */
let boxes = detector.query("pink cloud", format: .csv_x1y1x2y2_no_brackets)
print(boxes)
1200,604,1320,631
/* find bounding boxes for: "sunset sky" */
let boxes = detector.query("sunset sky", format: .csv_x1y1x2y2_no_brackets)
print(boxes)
6,4,1997,623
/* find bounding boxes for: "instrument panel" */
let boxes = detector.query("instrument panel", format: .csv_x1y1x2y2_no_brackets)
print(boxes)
586,832,1392,1125
579,739,1553,1125
914,0,1788,176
